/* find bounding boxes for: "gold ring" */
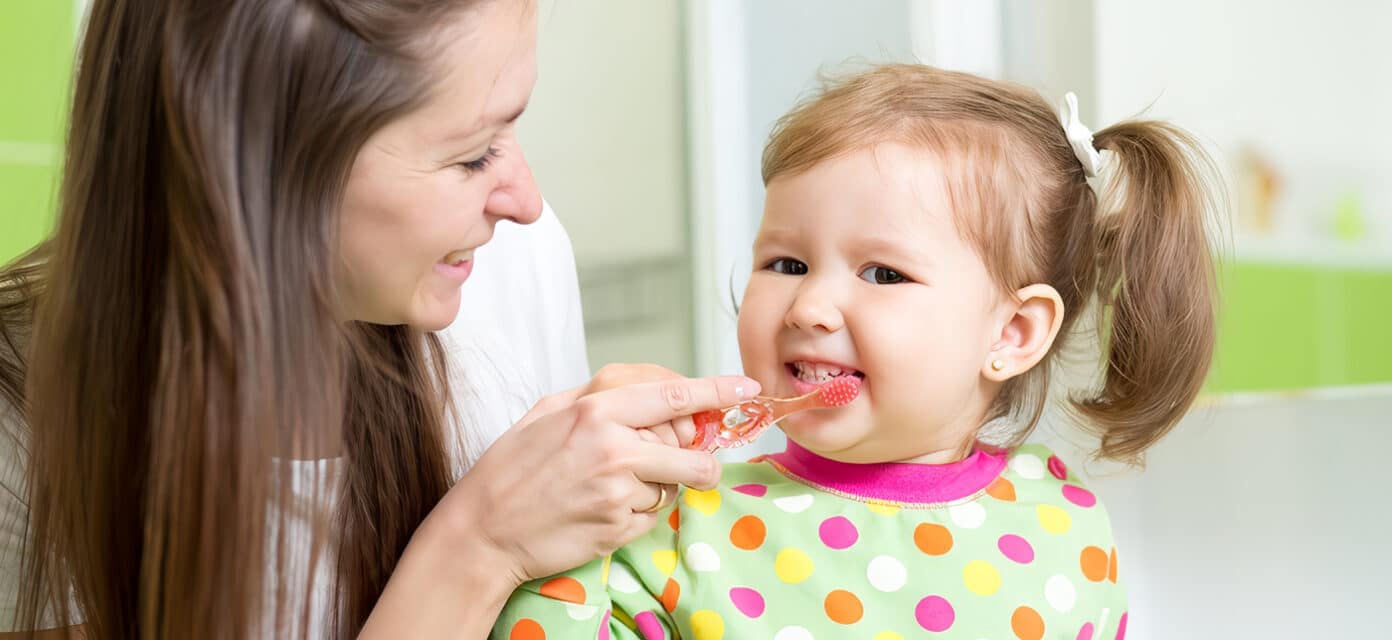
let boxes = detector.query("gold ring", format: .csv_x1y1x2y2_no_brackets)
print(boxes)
639,484,669,514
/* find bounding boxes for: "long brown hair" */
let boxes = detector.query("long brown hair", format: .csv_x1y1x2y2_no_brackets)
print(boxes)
0,0,488,637
763,64,1222,464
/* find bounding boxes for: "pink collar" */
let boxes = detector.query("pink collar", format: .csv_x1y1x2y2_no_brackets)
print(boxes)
763,441,1007,505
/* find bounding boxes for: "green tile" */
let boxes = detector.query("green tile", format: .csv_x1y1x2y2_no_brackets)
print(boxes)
1339,269,1392,385
0,163,59,263
1210,263,1323,391
0,2,77,143
1210,261,1392,392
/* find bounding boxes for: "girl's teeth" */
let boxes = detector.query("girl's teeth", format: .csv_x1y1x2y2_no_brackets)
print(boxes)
794,362,847,384
443,250,473,265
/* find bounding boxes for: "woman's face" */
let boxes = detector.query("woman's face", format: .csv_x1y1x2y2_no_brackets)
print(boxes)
339,1,541,330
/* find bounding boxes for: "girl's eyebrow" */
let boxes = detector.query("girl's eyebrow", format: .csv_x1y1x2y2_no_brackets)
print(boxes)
845,236,933,267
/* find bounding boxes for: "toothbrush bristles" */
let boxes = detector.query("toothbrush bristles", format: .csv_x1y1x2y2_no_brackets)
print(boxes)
817,376,862,407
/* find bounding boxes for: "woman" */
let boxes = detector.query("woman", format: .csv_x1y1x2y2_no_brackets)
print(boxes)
0,0,753,637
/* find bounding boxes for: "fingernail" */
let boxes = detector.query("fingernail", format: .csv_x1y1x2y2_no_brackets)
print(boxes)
738,378,760,399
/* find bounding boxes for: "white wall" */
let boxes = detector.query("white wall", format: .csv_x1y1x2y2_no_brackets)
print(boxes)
520,0,693,371
1037,387,1392,639
1093,0,1392,263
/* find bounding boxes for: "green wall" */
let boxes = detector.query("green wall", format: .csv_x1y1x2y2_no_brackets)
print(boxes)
0,1,76,262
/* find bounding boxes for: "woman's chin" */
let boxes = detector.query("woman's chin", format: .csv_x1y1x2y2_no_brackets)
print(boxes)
407,295,462,332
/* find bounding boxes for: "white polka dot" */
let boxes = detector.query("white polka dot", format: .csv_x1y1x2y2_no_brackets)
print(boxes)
1045,574,1077,612
774,626,815,640
1010,453,1045,480
565,603,599,620
773,494,815,513
607,562,641,594
948,501,987,529
866,555,907,592
686,541,721,572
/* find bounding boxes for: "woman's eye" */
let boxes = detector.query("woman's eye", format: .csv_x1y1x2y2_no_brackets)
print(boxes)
457,147,500,175
859,266,909,284
767,258,808,275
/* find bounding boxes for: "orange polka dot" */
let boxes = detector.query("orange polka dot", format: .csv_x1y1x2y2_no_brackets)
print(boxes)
538,576,586,604
824,589,864,624
1011,605,1044,640
1080,546,1109,582
1108,546,1119,583
668,507,680,531
510,618,546,640
986,477,1017,501
914,523,953,556
661,577,681,613
730,515,767,550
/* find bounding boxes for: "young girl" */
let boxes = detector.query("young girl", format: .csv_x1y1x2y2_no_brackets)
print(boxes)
491,64,1218,640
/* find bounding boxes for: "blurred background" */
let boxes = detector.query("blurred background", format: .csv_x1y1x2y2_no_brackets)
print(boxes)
3,1,1389,637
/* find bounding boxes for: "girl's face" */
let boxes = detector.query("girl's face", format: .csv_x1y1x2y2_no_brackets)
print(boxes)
738,144,1011,464
338,1,542,330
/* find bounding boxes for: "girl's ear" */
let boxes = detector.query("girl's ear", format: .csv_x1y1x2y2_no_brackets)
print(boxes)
983,284,1065,380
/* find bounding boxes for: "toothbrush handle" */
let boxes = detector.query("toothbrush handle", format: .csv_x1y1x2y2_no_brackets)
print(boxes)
690,409,724,451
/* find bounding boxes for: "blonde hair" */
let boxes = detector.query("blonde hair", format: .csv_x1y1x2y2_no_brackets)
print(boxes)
763,64,1222,463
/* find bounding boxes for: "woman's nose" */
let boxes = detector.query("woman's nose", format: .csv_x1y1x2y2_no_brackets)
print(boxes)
484,140,542,225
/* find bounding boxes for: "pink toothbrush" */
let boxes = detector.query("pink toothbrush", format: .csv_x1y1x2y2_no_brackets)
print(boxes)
688,376,862,452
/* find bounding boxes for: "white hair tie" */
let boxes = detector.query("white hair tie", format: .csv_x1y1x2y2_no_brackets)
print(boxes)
1059,92,1105,178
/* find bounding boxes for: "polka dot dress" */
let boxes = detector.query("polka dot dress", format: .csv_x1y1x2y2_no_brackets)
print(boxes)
493,444,1127,640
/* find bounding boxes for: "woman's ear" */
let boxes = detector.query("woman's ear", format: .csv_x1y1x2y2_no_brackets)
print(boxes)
983,284,1065,381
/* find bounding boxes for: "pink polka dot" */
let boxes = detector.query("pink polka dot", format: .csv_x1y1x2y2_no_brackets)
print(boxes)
1062,484,1097,508
1048,455,1068,480
819,516,859,550
729,586,765,618
597,611,611,640
915,595,955,632
1076,622,1094,640
634,610,665,640
1116,612,1128,639
732,483,768,497
997,534,1035,564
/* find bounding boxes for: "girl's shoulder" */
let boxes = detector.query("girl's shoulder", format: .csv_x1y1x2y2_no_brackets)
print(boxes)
996,444,1104,504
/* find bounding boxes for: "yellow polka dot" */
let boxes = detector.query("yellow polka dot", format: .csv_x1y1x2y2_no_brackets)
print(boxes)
774,547,815,583
867,500,901,516
600,555,611,586
684,488,722,515
963,559,1002,596
874,632,905,640
1037,504,1073,534
652,549,679,576
691,609,724,640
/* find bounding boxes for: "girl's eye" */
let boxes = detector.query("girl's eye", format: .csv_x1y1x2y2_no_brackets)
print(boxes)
859,265,910,284
457,147,500,175
767,258,808,275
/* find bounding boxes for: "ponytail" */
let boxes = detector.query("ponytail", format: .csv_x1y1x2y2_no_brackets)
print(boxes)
1074,122,1221,462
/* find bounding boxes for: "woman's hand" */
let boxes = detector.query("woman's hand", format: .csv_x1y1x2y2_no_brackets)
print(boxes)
445,371,756,585
362,370,757,638
579,363,709,449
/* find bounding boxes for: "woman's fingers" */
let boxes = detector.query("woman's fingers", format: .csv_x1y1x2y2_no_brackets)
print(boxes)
671,414,697,448
578,375,758,432
585,362,684,395
630,481,677,514
514,384,585,431
625,440,723,490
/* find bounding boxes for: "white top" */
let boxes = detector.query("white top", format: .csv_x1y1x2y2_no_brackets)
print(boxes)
0,202,591,631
